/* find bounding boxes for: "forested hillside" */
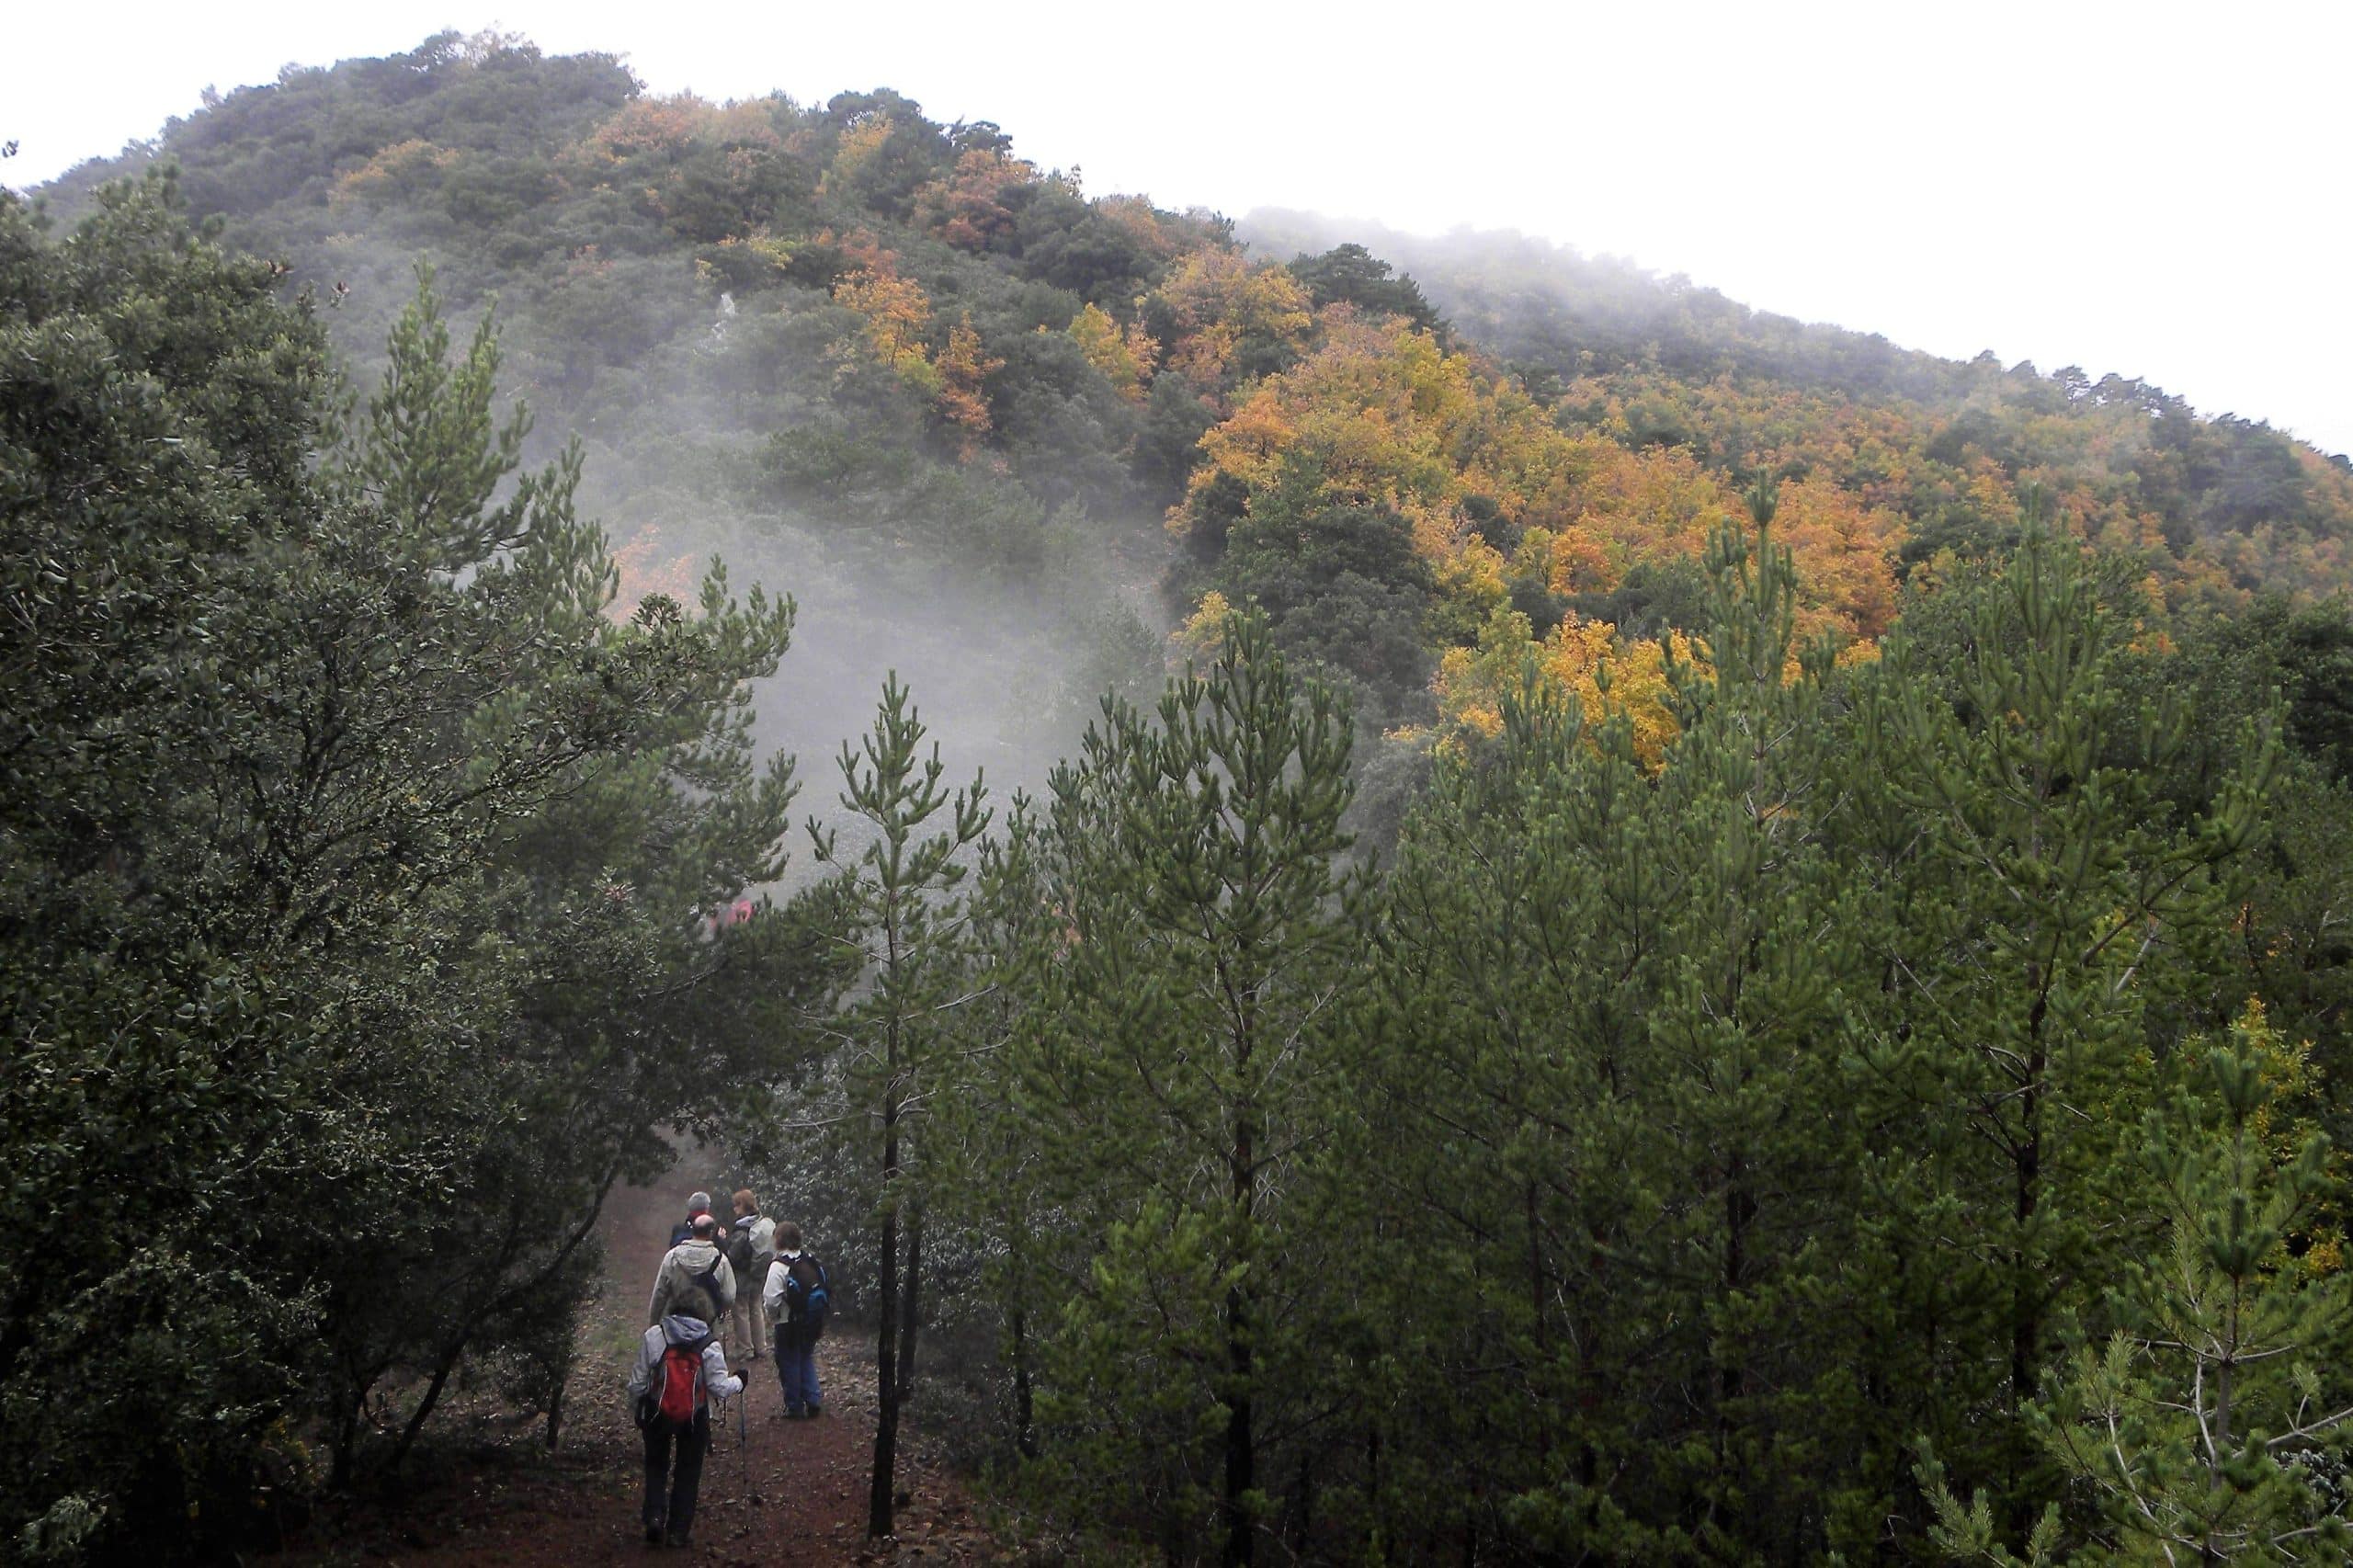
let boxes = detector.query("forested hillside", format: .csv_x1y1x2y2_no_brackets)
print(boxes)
13,29,2353,1566
36,29,2353,766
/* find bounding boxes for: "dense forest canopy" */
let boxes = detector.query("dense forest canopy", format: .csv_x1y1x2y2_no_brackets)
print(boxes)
10,29,2353,1565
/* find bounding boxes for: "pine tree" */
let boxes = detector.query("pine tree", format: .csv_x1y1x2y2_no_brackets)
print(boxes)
1862,513,2277,1539
1016,610,1357,1565
2038,1002,2353,1560
807,675,988,1539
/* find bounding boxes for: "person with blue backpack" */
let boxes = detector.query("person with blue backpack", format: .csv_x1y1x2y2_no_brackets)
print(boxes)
625,1311,741,1547
761,1221,830,1419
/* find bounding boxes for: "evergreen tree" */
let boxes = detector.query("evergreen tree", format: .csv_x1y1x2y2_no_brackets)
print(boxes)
1012,611,1358,1564
807,676,988,1539
1858,514,2277,1541
2039,1002,2353,1561
0,176,807,1557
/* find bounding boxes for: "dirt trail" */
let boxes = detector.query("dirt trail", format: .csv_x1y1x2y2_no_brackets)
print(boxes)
307,1156,993,1564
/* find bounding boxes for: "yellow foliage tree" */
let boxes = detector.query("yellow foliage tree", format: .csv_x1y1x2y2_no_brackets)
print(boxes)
1154,249,1313,391
1177,312,1907,656
1175,590,1235,658
1430,607,1687,769
835,266,935,388
1067,303,1158,403
827,116,895,195
330,140,459,208
934,314,1003,456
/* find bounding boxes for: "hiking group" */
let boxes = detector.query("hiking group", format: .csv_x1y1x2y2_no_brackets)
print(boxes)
626,1187,833,1549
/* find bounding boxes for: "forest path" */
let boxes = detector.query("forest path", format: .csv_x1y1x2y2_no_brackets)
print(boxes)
314,1153,993,1565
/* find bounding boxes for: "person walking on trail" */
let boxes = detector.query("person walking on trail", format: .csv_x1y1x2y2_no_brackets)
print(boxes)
667,1190,714,1249
626,1312,741,1548
648,1212,735,1328
724,1189,775,1365
762,1221,830,1419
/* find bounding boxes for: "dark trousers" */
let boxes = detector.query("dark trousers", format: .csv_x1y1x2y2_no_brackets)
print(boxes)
773,1323,822,1412
641,1407,710,1539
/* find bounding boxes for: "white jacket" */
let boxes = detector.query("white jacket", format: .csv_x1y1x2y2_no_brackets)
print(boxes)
761,1252,801,1319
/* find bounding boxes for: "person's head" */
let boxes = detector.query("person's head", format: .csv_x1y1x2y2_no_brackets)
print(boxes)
733,1188,756,1218
686,1190,711,1219
690,1213,718,1243
774,1221,802,1252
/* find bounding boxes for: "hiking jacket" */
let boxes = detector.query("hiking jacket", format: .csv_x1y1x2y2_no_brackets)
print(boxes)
647,1238,735,1327
624,1316,742,1414
724,1214,772,1278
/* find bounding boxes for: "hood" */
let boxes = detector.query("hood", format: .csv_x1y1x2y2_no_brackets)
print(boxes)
671,1238,722,1266
661,1313,715,1347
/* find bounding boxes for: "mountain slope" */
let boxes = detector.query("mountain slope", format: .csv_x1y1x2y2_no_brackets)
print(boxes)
36,31,2353,761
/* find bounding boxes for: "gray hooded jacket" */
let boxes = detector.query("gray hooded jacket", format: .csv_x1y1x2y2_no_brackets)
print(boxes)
646,1238,735,1327
625,1315,742,1415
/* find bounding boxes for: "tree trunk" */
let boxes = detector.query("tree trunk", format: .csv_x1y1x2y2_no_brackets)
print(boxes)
330,1385,364,1489
2012,985,2049,1415
1527,1180,1552,1460
897,1201,925,1400
1222,1103,1256,1568
1723,1156,1753,1413
1011,1302,1038,1460
391,1333,468,1471
870,1092,903,1538
1223,1278,1255,1568
2006,981,2049,1539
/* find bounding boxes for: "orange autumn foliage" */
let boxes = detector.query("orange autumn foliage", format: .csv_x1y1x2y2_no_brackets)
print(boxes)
1154,249,1313,392
1178,312,1909,648
835,266,934,381
934,314,1003,454
914,148,1035,252
610,525,699,620
1430,607,1688,769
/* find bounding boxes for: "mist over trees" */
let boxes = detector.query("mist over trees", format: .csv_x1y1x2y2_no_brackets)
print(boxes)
11,28,2353,1564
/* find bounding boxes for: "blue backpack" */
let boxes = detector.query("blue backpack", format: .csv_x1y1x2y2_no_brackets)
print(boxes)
789,1256,831,1340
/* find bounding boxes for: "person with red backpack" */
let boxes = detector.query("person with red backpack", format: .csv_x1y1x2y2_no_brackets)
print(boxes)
625,1312,742,1547
760,1221,830,1419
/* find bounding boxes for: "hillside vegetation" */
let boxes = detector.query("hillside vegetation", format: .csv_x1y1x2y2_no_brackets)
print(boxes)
38,29,2353,756
13,31,2353,1566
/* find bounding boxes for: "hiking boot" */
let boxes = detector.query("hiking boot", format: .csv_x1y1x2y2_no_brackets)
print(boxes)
803,1403,822,1419
644,1518,665,1545
665,1528,692,1548
784,1404,806,1419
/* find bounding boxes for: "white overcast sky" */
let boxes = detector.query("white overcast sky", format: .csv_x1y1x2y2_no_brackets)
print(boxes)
8,1,2348,456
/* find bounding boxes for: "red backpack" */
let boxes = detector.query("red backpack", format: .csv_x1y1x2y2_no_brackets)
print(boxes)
653,1334,708,1429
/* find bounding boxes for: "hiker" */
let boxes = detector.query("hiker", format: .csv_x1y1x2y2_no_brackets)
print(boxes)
626,1312,741,1548
724,1189,775,1365
648,1212,735,1327
666,1190,714,1249
762,1220,829,1418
